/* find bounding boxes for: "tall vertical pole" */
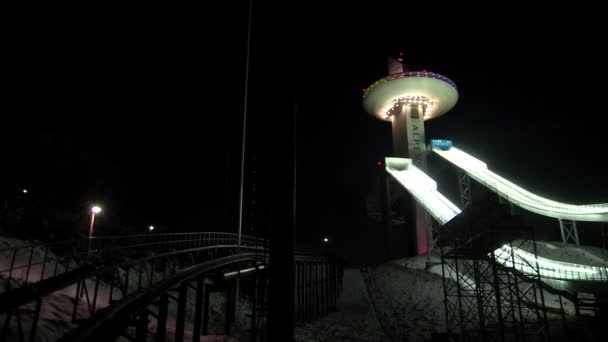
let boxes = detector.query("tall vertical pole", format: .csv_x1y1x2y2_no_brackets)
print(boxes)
237,0,253,247
88,212,96,254
267,51,295,342
236,0,253,318
253,2,295,339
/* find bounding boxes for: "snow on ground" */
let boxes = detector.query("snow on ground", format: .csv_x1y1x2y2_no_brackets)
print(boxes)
363,260,447,342
295,252,582,342
295,269,392,342
295,258,448,342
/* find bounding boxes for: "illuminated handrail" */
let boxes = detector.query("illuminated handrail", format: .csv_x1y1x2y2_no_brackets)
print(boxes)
493,245,608,282
432,146,608,221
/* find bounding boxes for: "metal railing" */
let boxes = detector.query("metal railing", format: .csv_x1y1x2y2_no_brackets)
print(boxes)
0,232,267,293
57,252,266,342
1,241,269,342
294,256,343,323
1,232,343,342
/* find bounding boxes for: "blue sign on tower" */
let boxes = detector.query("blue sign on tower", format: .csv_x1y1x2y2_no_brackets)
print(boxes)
431,139,453,150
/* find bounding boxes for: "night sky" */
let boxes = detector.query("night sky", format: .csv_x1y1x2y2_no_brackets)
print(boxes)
2,7,607,263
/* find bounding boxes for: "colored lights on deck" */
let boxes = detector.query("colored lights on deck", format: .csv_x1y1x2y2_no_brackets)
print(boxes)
384,96,432,119
362,71,457,99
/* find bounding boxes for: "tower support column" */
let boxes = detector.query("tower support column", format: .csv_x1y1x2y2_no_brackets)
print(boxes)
559,219,580,245
390,103,429,256
458,171,472,209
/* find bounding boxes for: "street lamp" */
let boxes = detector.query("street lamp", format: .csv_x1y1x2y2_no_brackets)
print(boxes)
88,206,102,253
323,237,329,243
148,225,155,232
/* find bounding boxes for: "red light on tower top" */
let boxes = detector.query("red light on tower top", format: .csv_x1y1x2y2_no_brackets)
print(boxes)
377,161,382,166
396,52,405,63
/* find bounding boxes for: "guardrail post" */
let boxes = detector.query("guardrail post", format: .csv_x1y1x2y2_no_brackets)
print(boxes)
306,263,311,321
7,248,18,290
293,262,299,321
225,281,234,336
135,310,149,342
39,246,49,282
24,246,35,283
155,293,168,342
71,280,82,322
330,262,336,311
250,274,259,342
174,282,187,342
192,278,204,342
314,262,319,320
28,298,42,342
202,280,211,335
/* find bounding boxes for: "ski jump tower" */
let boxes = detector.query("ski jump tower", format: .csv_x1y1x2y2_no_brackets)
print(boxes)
362,54,459,255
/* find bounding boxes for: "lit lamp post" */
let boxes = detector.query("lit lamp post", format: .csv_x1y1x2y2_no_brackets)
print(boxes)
148,225,155,232
88,206,102,254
